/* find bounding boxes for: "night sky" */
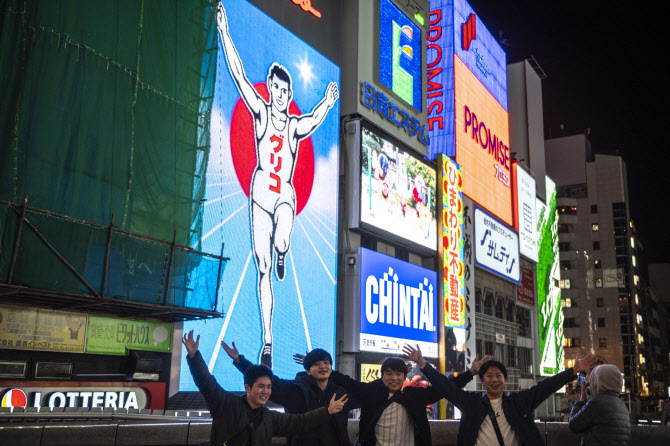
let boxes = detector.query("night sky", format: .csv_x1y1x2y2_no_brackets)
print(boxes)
466,0,669,265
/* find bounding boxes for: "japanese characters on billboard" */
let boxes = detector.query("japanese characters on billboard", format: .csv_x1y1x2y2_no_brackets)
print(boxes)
461,196,477,388
180,0,340,391
426,0,508,159
536,176,564,376
441,156,465,328
474,206,520,283
514,164,538,261
359,248,438,358
86,316,172,356
517,266,535,306
454,56,512,226
0,306,86,352
360,124,437,251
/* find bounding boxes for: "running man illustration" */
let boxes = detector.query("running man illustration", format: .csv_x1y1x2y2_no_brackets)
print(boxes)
217,2,339,368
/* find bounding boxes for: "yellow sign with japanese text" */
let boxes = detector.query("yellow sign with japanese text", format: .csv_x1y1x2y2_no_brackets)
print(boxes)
360,363,382,383
0,306,87,352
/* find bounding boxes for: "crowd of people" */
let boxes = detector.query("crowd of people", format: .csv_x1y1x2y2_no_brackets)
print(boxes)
181,329,643,445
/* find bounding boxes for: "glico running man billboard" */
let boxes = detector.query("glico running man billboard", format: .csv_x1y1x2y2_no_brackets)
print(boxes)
536,176,564,376
180,0,340,391
359,248,438,358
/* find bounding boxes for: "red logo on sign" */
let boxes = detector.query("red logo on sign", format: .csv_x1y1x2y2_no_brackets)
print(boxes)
1,388,27,408
462,13,476,50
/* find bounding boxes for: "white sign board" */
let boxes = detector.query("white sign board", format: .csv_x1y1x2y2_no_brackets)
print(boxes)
474,206,520,283
516,167,538,261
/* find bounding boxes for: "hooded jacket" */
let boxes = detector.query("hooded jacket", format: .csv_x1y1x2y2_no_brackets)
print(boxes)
569,364,630,445
235,355,354,446
187,351,332,446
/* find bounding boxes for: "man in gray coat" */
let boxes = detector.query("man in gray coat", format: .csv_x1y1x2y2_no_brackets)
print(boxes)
182,331,347,446
569,364,630,445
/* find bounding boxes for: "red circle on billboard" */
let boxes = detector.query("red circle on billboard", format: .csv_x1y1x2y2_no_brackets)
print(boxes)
230,83,315,216
1,388,27,408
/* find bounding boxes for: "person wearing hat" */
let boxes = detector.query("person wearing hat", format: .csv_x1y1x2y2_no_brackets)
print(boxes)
406,344,598,446
568,364,631,445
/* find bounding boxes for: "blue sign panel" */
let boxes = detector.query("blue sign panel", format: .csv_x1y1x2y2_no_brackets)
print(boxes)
180,0,340,391
427,0,507,159
379,0,423,112
359,248,438,357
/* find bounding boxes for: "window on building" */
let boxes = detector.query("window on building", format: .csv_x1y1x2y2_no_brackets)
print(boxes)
518,348,533,375
562,298,572,308
564,337,582,347
361,234,377,251
394,246,409,262
506,302,515,323
507,345,516,368
592,223,599,232
558,206,578,215
476,339,482,356
595,278,603,288
495,298,504,319
560,260,572,270
559,279,571,289
596,298,604,307
484,292,494,316
516,307,531,337
591,205,598,214
475,288,482,313
558,224,572,233
593,241,600,250
559,242,572,251
564,318,579,328
599,338,607,348
597,318,606,328
484,341,494,356
594,259,601,269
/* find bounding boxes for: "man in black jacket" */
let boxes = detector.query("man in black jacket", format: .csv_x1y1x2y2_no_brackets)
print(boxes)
329,345,490,446
183,331,348,446
223,341,355,446
410,343,598,446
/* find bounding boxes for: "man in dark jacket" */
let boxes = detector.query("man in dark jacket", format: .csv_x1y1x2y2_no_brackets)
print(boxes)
182,331,348,446
223,341,355,446
415,343,597,446
329,345,489,446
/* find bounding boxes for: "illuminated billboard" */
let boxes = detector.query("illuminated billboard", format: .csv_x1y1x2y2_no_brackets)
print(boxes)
454,55,512,226
427,0,508,159
360,124,437,251
474,206,520,283
360,248,438,358
180,0,340,391
536,176,564,375
441,156,465,327
514,164,538,261
379,0,423,111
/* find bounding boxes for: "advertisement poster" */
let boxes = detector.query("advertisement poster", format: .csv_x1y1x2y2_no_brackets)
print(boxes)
474,206,520,283
0,306,86,352
86,316,172,355
361,126,437,250
517,266,535,306
181,0,340,391
359,248,438,357
515,165,538,261
536,176,564,375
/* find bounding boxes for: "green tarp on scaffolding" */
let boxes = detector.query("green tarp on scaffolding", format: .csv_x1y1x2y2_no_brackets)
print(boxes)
0,0,224,311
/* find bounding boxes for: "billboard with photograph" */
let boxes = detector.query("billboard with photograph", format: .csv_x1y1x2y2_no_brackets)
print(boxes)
360,124,437,251
180,0,340,391
360,248,438,358
474,206,520,283
514,163,538,261
536,176,564,375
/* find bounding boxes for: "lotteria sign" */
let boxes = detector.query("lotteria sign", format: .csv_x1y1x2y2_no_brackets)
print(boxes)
359,248,438,357
0,384,161,409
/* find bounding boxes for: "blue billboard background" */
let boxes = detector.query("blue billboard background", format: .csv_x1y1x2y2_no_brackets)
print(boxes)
180,0,340,391
359,248,438,356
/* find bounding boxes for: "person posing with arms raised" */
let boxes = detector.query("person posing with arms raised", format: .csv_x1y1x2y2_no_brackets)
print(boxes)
222,341,356,446
416,343,598,446
329,344,490,446
568,364,630,445
182,331,347,446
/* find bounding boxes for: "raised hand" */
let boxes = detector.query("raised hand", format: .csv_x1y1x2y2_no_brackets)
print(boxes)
328,393,348,414
402,344,426,368
182,330,200,358
325,82,339,108
221,341,240,363
293,352,307,366
580,381,589,402
470,355,492,375
573,354,598,374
